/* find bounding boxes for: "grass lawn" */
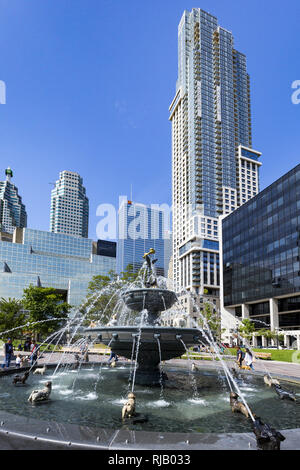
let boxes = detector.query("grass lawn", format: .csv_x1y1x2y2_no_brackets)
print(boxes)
226,347,300,363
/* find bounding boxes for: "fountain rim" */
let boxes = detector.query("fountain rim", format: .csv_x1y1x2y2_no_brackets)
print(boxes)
0,362,299,450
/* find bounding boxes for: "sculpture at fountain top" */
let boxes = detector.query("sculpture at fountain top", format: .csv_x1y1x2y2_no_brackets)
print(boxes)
142,248,158,288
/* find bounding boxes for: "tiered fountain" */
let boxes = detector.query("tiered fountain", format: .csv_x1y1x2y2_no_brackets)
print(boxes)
85,249,208,385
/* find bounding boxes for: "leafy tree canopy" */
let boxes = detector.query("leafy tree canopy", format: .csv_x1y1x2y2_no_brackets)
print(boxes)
22,286,71,338
81,265,138,326
0,298,25,340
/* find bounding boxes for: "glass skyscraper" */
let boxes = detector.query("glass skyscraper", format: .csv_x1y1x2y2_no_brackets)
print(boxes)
117,200,167,277
221,164,300,349
50,170,89,238
0,228,116,308
170,9,262,298
0,168,27,234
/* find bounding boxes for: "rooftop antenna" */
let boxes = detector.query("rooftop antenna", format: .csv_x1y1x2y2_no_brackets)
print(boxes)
130,184,133,202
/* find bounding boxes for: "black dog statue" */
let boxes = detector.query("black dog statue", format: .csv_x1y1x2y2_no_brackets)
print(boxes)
12,370,30,385
252,416,285,450
274,385,296,402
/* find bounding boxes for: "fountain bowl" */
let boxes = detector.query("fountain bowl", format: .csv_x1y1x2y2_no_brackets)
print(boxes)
121,288,177,314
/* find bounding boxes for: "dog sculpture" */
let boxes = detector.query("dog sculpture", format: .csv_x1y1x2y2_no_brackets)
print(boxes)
33,364,46,375
28,381,52,403
252,415,285,450
12,370,30,385
274,384,296,402
21,356,30,367
122,392,136,420
83,351,89,363
71,354,80,370
264,375,280,387
230,392,250,419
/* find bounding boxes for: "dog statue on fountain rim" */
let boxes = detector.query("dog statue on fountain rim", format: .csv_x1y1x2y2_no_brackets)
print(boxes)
28,381,52,403
110,359,117,368
252,415,285,450
122,392,136,420
12,370,30,385
264,374,280,387
230,391,251,419
33,364,47,375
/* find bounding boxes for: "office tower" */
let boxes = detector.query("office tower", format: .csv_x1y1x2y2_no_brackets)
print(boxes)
221,164,300,350
50,170,89,238
0,228,116,308
0,168,27,234
117,200,166,276
169,9,262,297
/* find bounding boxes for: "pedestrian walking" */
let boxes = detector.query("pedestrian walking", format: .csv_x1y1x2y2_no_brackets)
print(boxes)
1,338,14,369
244,348,254,370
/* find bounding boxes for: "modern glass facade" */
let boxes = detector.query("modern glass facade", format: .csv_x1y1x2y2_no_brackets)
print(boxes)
117,201,167,276
0,228,116,308
222,164,300,332
0,168,27,234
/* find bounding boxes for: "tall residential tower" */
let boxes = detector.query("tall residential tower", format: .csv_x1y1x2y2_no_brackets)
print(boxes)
170,9,262,299
50,170,89,238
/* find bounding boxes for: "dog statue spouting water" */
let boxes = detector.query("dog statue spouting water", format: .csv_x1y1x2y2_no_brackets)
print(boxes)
229,392,251,419
33,364,46,375
264,375,280,387
28,381,52,403
252,415,285,450
12,370,30,385
274,384,296,402
122,392,136,420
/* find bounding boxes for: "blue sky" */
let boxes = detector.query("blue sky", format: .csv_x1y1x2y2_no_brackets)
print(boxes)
0,0,299,240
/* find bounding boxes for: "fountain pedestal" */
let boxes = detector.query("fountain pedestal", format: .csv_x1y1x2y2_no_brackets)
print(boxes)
85,281,209,386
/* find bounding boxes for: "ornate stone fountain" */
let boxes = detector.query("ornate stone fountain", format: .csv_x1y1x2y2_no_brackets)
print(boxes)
85,250,208,385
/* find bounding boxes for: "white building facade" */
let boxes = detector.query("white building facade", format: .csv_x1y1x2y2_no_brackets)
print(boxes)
50,170,89,238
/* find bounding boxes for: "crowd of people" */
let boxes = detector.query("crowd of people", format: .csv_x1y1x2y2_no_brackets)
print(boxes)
1,338,40,369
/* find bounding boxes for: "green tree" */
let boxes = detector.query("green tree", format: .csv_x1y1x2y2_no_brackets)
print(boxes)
0,298,25,340
22,286,70,339
238,318,256,342
199,302,224,342
82,265,138,326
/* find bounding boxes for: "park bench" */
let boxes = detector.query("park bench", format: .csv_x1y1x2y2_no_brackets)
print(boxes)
254,352,272,360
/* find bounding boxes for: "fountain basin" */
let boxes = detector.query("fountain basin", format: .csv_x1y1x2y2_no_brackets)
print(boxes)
0,363,299,443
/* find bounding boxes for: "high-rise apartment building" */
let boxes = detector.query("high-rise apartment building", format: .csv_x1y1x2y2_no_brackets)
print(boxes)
50,171,89,238
117,200,168,277
0,168,27,234
169,9,262,298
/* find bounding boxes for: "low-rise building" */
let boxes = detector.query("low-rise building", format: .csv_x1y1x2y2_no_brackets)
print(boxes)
0,228,116,309
220,164,300,349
